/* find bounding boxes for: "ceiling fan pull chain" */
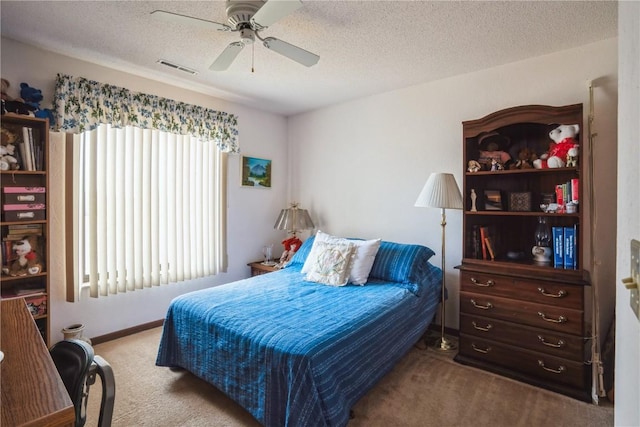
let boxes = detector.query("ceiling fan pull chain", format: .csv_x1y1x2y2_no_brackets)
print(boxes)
252,42,255,73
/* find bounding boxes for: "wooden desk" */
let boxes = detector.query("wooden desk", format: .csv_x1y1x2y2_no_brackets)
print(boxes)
1,298,75,427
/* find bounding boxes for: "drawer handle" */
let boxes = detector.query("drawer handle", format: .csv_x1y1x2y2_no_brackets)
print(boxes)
471,277,494,287
537,287,567,298
472,321,493,332
538,360,566,374
537,312,567,323
537,335,565,348
472,343,491,354
470,299,493,310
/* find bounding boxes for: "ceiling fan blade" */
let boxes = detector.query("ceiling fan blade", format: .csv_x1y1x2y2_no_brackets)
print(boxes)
251,0,303,28
151,10,231,32
262,37,319,67
210,42,245,71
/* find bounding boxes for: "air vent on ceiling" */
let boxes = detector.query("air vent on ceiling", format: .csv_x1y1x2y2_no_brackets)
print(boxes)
156,59,198,75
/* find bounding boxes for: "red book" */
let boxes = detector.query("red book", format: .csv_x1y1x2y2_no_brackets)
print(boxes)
479,227,488,260
555,185,564,206
571,178,579,203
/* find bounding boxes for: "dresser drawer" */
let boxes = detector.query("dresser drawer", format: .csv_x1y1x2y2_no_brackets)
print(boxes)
460,291,584,335
459,333,588,389
460,313,585,361
460,271,583,310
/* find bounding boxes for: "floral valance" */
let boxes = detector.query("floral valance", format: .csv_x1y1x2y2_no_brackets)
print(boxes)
53,73,239,153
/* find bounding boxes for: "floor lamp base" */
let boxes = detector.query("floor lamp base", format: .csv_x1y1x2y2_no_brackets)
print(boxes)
434,336,457,351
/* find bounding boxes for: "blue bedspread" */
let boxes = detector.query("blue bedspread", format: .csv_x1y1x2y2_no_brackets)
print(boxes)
156,262,441,427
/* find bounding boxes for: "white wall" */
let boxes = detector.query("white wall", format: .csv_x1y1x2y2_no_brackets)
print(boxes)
615,2,640,425
288,39,618,337
1,37,290,341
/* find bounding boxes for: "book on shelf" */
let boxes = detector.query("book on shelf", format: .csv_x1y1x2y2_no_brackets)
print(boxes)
552,226,564,268
571,179,579,203
484,237,496,261
479,226,489,260
563,226,575,269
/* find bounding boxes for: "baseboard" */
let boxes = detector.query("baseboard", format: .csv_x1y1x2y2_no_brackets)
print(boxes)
91,320,455,346
90,319,164,345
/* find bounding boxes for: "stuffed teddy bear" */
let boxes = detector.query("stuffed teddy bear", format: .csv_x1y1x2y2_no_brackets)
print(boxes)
509,147,538,170
3,236,44,276
467,160,481,173
0,127,20,170
533,124,580,169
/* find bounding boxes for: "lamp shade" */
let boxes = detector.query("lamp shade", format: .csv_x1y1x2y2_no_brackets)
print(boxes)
274,203,315,234
415,173,463,209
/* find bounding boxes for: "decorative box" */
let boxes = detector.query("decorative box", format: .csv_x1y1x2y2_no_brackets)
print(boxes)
508,192,532,212
3,203,46,221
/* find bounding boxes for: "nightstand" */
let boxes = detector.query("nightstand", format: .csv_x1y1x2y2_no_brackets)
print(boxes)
248,261,280,277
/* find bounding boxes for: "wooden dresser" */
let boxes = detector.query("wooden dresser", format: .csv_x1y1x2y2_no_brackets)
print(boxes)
1,298,75,427
456,266,590,401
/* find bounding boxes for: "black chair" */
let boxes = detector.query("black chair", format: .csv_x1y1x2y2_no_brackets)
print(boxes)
50,339,116,427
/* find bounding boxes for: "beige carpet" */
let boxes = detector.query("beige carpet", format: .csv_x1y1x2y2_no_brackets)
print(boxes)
85,327,612,427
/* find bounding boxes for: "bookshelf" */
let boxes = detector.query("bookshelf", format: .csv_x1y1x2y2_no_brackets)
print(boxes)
454,104,591,401
1,113,50,346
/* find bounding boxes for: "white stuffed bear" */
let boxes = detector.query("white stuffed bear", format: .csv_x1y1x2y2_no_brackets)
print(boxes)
0,143,19,171
533,124,580,169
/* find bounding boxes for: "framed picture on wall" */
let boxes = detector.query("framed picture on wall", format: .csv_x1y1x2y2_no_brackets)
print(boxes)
241,155,272,188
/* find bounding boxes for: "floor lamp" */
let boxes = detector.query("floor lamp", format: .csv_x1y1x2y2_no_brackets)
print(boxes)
415,172,463,351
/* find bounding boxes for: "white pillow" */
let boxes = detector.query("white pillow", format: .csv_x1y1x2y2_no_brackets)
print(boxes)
301,230,337,274
302,230,380,285
348,238,382,285
305,240,356,286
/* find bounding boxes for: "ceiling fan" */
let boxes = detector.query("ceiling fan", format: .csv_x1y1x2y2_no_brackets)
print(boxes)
151,0,319,71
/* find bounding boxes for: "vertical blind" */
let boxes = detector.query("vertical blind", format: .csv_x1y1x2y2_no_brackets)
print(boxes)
70,124,227,298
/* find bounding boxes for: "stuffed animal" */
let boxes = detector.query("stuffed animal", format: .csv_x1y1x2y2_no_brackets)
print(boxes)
0,127,20,170
1,79,36,116
533,124,580,169
1,78,11,101
509,147,537,170
467,160,481,173
17,82,55,123
566,146,579,168
3,236,44,276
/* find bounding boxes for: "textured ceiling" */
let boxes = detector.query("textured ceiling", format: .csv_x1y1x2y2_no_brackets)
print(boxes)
0,1,617,116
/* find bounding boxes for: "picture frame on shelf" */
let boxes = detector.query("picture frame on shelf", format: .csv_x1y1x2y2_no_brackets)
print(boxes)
241,155,272,188
483,190,503,210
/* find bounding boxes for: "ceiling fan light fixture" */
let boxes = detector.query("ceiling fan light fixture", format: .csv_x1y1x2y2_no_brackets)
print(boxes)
239,27,256,44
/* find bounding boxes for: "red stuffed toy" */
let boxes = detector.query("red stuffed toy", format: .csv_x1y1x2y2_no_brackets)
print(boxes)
534,124,579,169
277,236,303,268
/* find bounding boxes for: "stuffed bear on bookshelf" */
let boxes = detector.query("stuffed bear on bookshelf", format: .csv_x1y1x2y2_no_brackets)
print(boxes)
2,236,44,276
0,127,20,170
533,124,579,169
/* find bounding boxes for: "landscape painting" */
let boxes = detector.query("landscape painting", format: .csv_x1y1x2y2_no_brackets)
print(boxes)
241,156,272,188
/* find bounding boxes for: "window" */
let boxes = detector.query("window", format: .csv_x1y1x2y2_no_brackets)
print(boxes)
67,124,227,298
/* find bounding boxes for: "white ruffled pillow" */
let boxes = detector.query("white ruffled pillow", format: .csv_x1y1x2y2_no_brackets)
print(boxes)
302,230,381,285
304,240,356,286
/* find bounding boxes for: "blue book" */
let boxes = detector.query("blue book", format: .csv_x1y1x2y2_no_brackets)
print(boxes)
564,226,575,269
552,227,564,268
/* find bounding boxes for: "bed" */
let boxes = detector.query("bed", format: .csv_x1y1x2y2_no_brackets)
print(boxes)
156,236,442,427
